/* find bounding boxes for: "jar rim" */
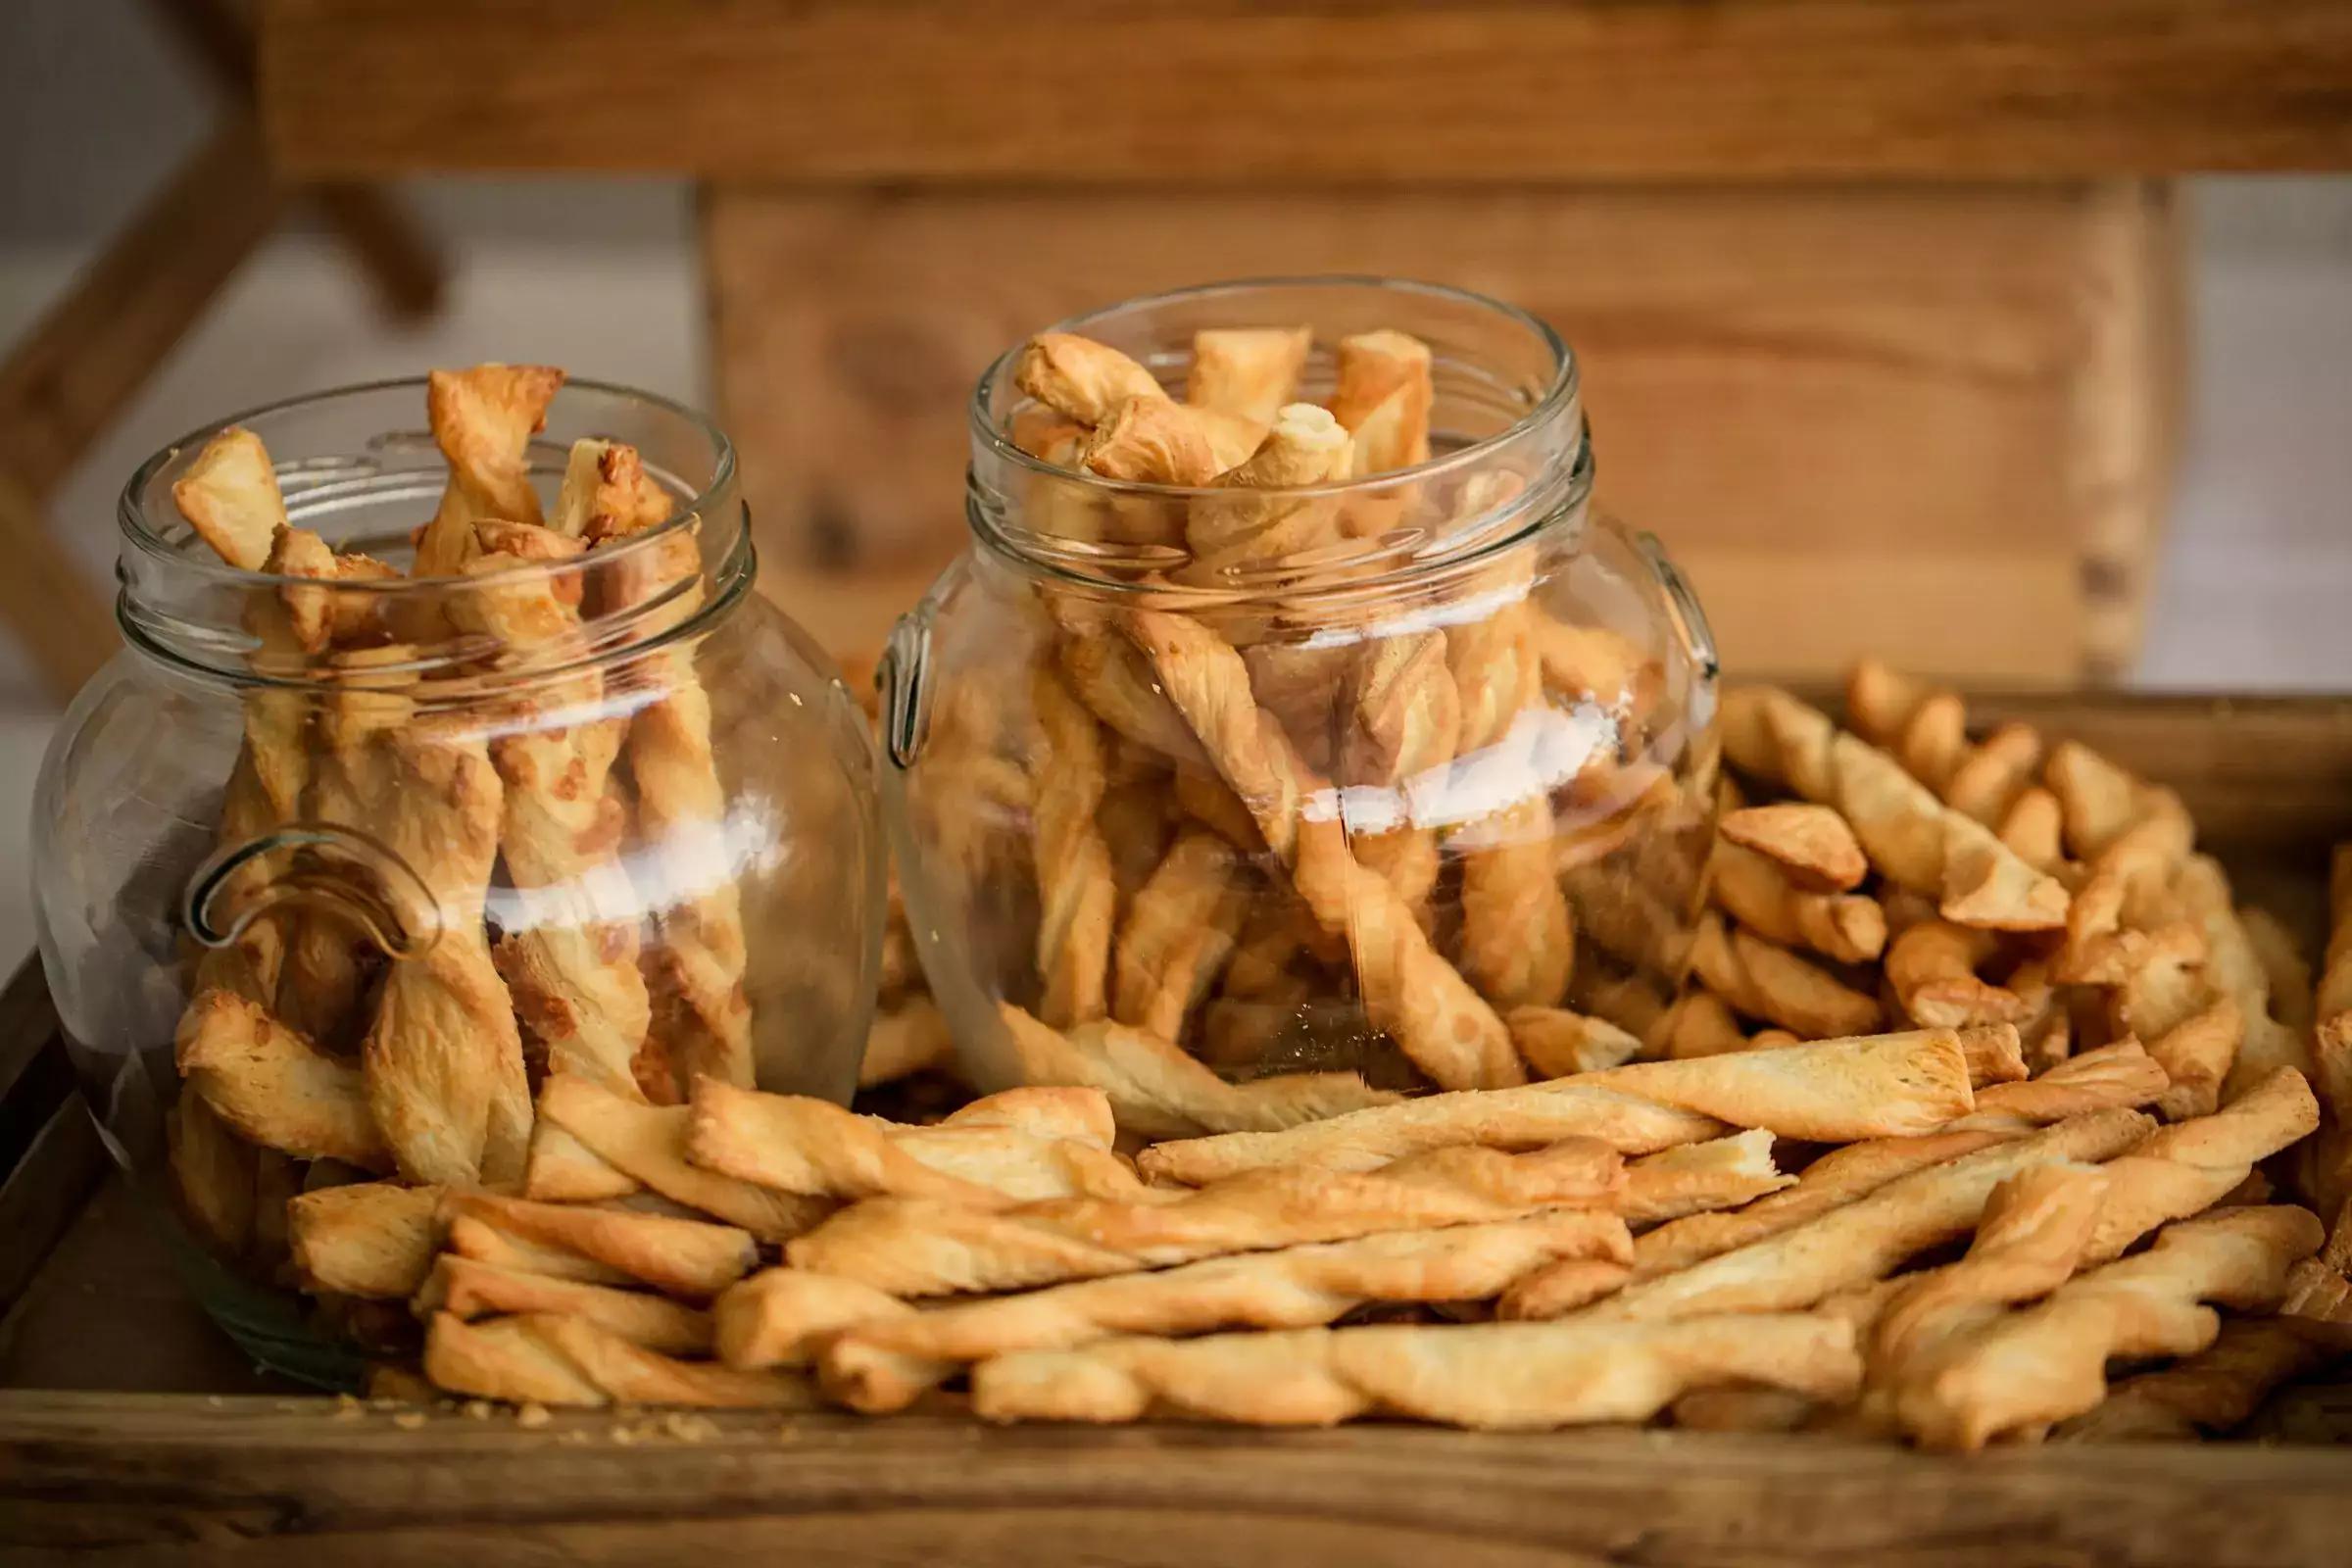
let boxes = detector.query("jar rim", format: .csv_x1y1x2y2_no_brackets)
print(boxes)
118,374,737,591
966,274,1580,506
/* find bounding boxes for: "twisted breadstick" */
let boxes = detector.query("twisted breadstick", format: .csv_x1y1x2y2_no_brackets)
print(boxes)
1059,633,1206,765
1187,326,1312,426
410,364,564,592
416,1254,712,1354
2172,855,2315,1103
2077,1066,2320,1266
1892,1204,2324,1449
528,1074,831,1242
713,1269,915,1370
1027,661,1117,1027
585,461,752,1091
686,1077,1143,1206
424,1310,814,1409
1886,919,2031,1029
1329,330,1433,474
1505,1006,1643,1078
286,1180,439,1298
1576,1109,2153,1325
784,1137,1624,1297
1184,403,1352,571
1110,829,1247,1042
1844,661,2045,827
970,1311,1860,1430
2055,1314,2352,1442
1138,1026,1978,1187
449,513,653,1101
820,1211,1633,1413
175,977,388,1172
441,1192,758,1300
1720,804,1868,892
1459,796,1577,1010
1863,1164,2111,1430
1687,912,1882,1039
1720,686,2068,931
2321,845,2352,1026
1710,840,1886,965
1123,609,1520,1089
997,1003,1397,1141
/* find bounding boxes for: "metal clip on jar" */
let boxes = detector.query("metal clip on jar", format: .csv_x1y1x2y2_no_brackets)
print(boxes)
881,277,1721,1137
32,378,882,1383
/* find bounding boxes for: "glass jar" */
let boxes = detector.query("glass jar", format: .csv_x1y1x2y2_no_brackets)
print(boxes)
880,278,1721,1135
32,377,882,1384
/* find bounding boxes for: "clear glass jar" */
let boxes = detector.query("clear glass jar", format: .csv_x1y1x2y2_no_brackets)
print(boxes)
33,377,882,1384
880,278,1721,1133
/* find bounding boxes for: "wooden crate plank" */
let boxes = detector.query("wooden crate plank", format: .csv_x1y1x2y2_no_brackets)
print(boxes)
259,0,2352,180
707,184,2176,678
4,1393,2351,1566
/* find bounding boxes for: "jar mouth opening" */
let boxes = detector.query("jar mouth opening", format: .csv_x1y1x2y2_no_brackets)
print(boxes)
968,275,1579,506
118,374,737,592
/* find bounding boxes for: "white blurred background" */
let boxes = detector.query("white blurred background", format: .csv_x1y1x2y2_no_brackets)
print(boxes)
3,0,2350,966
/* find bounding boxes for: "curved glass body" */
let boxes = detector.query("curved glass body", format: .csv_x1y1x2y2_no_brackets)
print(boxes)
32,379,881,1383
882,278,1721,1117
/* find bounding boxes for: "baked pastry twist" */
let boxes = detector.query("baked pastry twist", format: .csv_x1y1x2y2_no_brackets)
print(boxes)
425,1310,814,1409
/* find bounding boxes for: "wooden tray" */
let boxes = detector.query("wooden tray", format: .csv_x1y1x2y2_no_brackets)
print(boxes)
6,689,2352,1566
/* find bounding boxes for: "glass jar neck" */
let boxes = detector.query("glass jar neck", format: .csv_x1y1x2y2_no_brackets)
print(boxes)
963,276,1591,605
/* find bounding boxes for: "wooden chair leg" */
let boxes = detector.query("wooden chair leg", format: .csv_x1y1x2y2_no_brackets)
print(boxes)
144,0,445,319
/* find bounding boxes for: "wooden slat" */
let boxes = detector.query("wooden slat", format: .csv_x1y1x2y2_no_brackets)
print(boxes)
258,0,2352,180
706,183,2177,678
0,472,114,716
2,1394,2349,1566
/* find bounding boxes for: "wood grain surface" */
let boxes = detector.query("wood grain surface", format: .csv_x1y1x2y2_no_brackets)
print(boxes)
711,183,2177,678
258,0,2352,180
4,1393,2352,1567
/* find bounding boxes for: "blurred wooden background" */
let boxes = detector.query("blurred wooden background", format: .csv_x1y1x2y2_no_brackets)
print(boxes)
247,0,2352,681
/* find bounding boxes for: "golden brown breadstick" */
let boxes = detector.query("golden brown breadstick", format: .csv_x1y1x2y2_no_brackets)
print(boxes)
1188,326,1312,427
2321,845,2352,1025
167,1095,258,1259
1720,686,2067,931
1111,829,1248,1042
969,1312,1860,1430
174,989,388,1171
1886,919,2030,1029
1080,396,1228,489
1719,804,1867,892
1945,1039,2170,1131
585,464,752,1092
997,1003,1397,1140
712,1269,915,1370
1863,1164,2111,1430
858,996,956,1089
286,1180,440,1298
1122,610,1519,1090
530,1074,831,1242
1576,1109,2153,1325
1016,333,1164,425
441,1192,756,1300
414,1254,712,1355
687,1077,1143,1206
1618,1129,1796,1226
2054,1315,2352,1442
1184,402,1353,571
1328,329,1434,474
1709,841,1886,965
2078,1067,2320,1266
411,364,564,581
1138,1026,1978,1186
1893,1204,2324,1449
785,1137,1624,1297
1504,1006,1643,1078
1844,661,2044,828
1030,661,1117,1027
820,1211,1633,1414
1060,634,1208,765
1687,912,1882,1040
1458,796,1576,1010
424,1310,814,1409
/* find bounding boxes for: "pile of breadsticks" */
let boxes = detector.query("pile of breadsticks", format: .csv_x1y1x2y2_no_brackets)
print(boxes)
167,366,757,1318
899,321,1707,1131
356,666,2351,1445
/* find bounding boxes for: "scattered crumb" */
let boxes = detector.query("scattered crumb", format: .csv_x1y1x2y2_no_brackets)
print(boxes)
392,1411,428,1431
462,1399,495,1421
205,1396,224,1409
663,1412,718,1444
775,1424,800,1443
515,1402,552,1430
558,1429,591,1446
610,1425,641,1446
331,1395,365,1423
